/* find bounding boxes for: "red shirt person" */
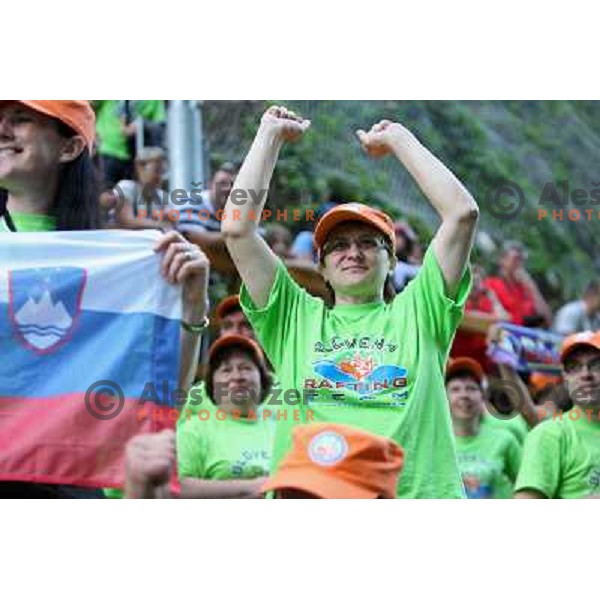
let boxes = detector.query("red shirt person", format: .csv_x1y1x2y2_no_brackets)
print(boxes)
451,265,509,372
483,241,552,327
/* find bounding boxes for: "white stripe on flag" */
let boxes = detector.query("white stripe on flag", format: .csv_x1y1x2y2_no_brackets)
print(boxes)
0,230,182,320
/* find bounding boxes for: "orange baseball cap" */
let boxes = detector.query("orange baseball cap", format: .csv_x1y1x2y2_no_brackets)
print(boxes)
446,357,485,385
529,372,562,395
314,202,396,254
215,294,242,321
1,100,96,152
560,330,600,363
262,423,404,499
208,334,265,366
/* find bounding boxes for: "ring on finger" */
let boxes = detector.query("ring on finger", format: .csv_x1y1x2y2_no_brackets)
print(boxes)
184,245,196,261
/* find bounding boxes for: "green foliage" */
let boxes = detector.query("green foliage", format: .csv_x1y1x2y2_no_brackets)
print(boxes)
203,100,600,306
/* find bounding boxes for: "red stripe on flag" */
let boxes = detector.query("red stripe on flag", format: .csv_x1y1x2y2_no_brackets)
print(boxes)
0,394,178,489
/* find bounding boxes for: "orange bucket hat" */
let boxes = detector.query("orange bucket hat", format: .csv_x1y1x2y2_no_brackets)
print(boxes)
262,423,404,499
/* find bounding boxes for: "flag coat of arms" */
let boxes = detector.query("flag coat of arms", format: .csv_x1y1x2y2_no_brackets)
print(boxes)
0,230,181,489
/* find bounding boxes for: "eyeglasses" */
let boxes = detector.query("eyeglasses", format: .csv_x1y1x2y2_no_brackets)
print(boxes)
564,359,600,375
322,236,387,256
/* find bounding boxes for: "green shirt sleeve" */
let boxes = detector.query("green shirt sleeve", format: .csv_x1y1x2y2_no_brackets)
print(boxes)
240,259,320,372
399,246,472,352
135,100,166,122
177,420,207,479
505,435,523,483
515,421,563,498
507,415,530,445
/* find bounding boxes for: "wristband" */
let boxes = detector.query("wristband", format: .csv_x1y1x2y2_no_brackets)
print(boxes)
181,316,209,333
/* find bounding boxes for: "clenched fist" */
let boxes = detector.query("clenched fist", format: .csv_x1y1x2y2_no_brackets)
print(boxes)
356,120,411,158
124,430,176,498
260,105,311,143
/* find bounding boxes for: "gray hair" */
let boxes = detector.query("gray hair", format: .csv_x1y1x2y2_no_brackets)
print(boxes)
135,147,166,163
501,240,528,259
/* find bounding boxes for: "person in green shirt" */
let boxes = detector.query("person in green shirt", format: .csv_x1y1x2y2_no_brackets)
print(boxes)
0,99,209,393
515,330,600,498
446,357,522,498
94,100,166,187
177,294,261,425
125,334,274,498
221,106,479,498
0,100,101,232
0,100,209,498
124,421,405,499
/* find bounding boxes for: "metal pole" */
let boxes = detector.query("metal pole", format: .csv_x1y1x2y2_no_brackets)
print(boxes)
167,100,194,193
135,115,144,156
190,100,205,188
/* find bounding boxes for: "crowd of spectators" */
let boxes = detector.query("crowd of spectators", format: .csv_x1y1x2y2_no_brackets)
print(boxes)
92,101,600,500
3,99,598,499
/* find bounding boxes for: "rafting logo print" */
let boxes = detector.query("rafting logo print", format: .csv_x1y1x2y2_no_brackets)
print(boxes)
9,267,87,354
305,335,409,407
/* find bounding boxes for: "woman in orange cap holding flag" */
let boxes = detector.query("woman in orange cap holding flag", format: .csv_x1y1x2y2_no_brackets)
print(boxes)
0,101,209,498
221,106,479,499
0,102,209,383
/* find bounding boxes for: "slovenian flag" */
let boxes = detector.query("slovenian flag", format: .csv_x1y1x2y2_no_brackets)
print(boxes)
0,230,181,488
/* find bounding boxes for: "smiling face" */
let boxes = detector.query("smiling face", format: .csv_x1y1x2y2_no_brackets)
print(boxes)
446,375,485,423
0,102,75,191
211,349,263,415
319,222,395,303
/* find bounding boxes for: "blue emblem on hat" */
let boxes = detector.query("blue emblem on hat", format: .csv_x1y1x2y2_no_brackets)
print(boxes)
308,431,348,466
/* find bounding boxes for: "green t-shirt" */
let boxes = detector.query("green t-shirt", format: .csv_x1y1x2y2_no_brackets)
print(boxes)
95,100,128,160
177,387,274,481
105,388,274,497
240,246,472,498
0,212,56,232
515,409,600,498
134,100,166,123
455,421,522,499
178,380,212,424
95,100,166,160
482,413,530,445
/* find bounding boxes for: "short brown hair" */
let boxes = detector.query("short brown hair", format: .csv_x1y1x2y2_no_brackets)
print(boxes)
205,345,272,406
